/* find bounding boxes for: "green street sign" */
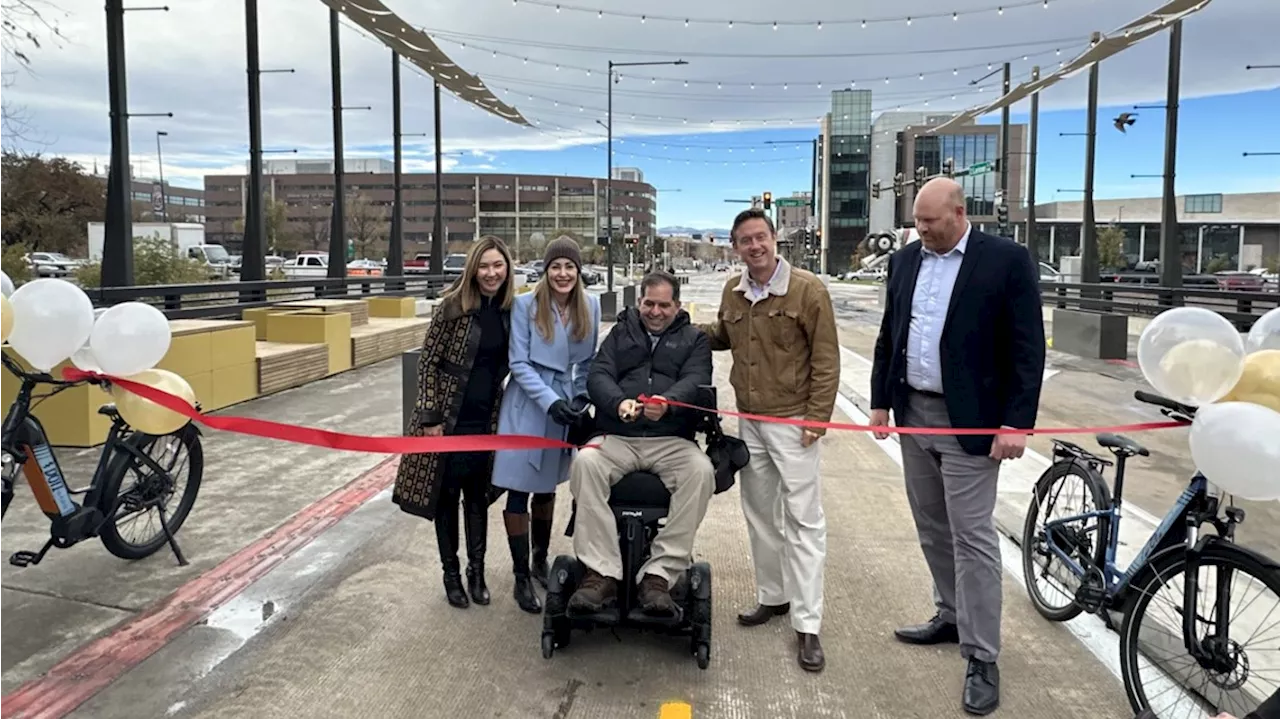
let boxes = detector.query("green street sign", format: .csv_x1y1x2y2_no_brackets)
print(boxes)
775,198,807,207
968,161,993,175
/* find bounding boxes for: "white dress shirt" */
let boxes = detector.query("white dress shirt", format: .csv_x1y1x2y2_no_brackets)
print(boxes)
905,224,971,394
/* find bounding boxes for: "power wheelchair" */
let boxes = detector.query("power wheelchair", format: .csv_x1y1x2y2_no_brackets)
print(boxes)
540,384,742,670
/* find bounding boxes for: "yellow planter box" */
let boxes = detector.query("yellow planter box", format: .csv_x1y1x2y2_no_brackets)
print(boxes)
210,362,258,410
264,311,352,376
1,349,114,448
366,296,415,319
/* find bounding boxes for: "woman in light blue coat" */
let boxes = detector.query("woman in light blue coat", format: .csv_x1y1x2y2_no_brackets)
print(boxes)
492,237,600,613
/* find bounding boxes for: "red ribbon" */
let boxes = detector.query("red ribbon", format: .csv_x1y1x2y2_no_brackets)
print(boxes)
62,368,577,454
636,395,1188,436
60,368,1186,455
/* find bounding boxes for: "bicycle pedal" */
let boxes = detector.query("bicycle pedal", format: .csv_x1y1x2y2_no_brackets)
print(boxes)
9,551,40,568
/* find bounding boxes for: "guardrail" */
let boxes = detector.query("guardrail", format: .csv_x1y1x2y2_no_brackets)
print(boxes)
81,275,452,320
1041,281,1278,330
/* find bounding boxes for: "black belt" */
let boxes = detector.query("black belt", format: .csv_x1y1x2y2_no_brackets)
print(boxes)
909,387,945,400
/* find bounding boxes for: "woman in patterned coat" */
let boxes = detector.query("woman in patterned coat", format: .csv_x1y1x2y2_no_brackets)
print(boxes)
393,236,515,609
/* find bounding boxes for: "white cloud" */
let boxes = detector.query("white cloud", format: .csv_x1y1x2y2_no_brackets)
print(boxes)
4,0,1278,189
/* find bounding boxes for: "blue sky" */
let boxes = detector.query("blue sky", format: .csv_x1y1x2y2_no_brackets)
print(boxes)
7,0,1278,229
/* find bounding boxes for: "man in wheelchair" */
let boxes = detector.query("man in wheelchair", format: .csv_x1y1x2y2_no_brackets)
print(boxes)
567,271,714,618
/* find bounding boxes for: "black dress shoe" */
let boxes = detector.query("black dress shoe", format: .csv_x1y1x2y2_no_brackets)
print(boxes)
962,658,1000,716
796,632,825,673
893,613,960,645
737,603,790,626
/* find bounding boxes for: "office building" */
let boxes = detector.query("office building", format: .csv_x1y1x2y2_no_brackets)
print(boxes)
816,89,873,275
202,166,656,261
611,167,644,183
92,167,206,223
1033,191,1279,272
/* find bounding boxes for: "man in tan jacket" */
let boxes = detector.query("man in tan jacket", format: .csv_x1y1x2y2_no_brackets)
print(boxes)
699,207,840,672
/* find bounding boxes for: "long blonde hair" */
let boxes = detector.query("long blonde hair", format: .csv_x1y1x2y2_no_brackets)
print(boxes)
441,236,515,314
532,269,590,343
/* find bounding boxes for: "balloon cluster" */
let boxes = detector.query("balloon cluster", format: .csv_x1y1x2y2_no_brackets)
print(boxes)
1,273,197,436
1137,306,1280,501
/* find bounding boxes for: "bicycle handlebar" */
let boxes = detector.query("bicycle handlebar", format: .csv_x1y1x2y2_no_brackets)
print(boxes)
0,353,88,387
1134,390,1197,419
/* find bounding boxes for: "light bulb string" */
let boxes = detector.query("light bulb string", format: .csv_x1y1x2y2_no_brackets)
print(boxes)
506,0,1058,27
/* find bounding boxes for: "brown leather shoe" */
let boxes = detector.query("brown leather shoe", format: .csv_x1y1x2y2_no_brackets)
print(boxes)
797,632,825,672
637,574,678,617
737,603,790,626
568,569,618,614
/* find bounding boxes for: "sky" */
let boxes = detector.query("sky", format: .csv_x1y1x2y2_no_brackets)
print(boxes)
3,0,1278,229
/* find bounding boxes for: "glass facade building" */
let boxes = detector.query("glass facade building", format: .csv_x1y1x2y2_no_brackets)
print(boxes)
821,90,873,275
910,133,1000,218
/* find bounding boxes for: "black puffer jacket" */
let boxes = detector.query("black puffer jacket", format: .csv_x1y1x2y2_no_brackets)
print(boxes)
588,307,712,440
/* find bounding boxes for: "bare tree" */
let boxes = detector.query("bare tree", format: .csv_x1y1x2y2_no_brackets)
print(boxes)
346,193,387,260
297,204,330,253
2,1,65,147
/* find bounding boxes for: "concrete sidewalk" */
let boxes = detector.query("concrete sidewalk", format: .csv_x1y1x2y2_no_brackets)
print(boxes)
80,358,1132,719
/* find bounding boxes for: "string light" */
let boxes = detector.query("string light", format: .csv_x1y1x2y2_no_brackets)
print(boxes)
502,0,1066,28
432,33,1078,88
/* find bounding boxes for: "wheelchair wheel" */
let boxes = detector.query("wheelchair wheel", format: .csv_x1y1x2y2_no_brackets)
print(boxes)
694,643,710,670
541,632,555,659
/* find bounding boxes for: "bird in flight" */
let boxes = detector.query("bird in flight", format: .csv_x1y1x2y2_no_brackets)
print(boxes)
1114,112,1138,133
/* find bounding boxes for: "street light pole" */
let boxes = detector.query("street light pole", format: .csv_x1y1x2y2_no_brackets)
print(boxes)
605,58,688,293
155,130,168,222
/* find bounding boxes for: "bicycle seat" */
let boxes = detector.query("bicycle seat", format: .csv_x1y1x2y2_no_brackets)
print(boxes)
1096,433,1149,458
96,403,118,417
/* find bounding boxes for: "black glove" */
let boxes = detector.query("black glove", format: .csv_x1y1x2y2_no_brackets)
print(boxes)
549,399,579,427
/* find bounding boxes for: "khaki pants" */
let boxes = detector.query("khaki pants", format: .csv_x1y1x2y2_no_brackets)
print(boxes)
739,418,826,635
569,435,715,586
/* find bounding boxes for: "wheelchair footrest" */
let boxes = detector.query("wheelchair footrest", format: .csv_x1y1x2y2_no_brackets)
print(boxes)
626,607,685,628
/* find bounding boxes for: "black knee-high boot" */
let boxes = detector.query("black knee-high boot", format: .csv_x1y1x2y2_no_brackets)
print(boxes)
530,496,555,590
504,511,542,614
463,486,490,605
435,486,469,609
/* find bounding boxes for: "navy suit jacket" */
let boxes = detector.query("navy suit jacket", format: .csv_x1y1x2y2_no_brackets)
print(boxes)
870,229,1046,456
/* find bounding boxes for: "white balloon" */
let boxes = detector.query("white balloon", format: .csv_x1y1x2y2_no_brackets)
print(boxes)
69,309,110,372
1246,307,1280,353
5,279,95,372
1,271,13,298
1137,307,1245,405
89,302,172,377
1189,402,1280,501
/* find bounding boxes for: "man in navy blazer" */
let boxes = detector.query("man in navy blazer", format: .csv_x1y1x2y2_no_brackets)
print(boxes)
869,178,1045,716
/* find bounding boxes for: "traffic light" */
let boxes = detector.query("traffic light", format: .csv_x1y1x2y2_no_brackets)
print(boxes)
762,191,772,210
870,180,881,200
892,173,905,196
914,165,927,186
996,203,1009,229
942,157,955,177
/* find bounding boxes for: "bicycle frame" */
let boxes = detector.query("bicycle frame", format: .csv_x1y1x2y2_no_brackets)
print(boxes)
1042,470,1208,600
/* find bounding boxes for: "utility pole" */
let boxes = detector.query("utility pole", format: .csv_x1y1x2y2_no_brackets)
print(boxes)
1080,33,1101,286
1026,66,1040,262
1159,21,1183,290
999,62,1011,239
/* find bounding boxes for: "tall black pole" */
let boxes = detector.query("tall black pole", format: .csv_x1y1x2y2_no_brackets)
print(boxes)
430,80,444,276
810,137,818,270
388,51,404,281
102,0,134,287
1080,33,1101,285
242,0,266,283
327,8,346,280
606,61,615,293
1026,66,1040,262
1159,20,1183,288
999,62,1011,238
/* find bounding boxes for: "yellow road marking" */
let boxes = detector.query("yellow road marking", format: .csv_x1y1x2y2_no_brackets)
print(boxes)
658,702,692,719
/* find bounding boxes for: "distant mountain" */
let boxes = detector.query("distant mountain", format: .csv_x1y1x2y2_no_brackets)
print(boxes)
659,226,732,239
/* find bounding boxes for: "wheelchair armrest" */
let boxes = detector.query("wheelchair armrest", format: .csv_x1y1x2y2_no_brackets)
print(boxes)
694,384,717,408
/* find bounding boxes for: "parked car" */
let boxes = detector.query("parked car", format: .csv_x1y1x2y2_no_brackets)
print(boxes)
25,252,79,278
1214,271,1265,291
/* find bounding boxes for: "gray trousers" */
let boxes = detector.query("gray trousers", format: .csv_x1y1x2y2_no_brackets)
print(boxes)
900,391,1003,663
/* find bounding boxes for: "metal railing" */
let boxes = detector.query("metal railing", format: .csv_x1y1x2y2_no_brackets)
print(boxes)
1041,281,1278,330
81,275,452,320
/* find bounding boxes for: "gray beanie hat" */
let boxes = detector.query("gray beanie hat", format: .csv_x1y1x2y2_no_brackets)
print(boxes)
543,236,582,269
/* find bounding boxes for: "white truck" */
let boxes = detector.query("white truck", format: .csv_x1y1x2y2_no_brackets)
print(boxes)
86,222,234,280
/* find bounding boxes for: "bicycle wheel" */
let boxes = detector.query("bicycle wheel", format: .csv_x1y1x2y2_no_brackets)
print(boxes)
98,425,204,560
1120,542,1280,718
1020,459,1111,622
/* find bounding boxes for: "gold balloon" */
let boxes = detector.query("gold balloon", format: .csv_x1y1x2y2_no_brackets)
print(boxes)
111,368,197,435
1,294,12,342
1221,350,1280,413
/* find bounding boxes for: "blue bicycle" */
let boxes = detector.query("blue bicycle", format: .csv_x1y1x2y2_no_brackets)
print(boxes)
1021,390,1280,718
